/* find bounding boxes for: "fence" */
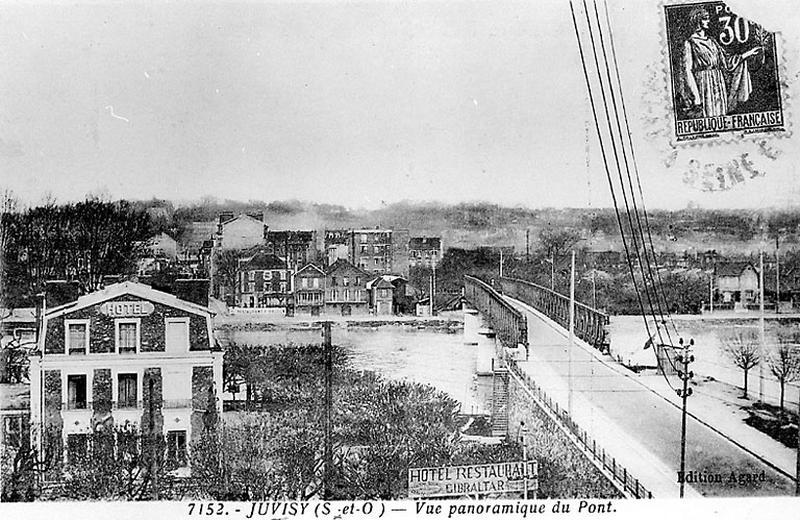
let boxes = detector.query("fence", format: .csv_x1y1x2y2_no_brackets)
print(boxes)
463,275,528,351
499,276,609,350
506,358,653,499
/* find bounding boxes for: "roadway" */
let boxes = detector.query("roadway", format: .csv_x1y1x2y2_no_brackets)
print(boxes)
504,296,795,498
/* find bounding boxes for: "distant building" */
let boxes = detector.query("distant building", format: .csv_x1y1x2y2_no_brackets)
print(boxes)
29,281,222,467
267,230,318,272
351,229,394,275
392,229,410,278
715,262,759,304
408,236,442,268
236,252,291,308
147,232,178,261
325,259,370,316
293,264,326,316
215,213,267,251
367,277,395,315
324,230,350,267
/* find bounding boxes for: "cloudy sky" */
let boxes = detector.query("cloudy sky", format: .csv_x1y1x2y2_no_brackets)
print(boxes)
0,0,798,209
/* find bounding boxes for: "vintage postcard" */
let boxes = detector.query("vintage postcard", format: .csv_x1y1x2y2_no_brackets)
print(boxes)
0,1,798,519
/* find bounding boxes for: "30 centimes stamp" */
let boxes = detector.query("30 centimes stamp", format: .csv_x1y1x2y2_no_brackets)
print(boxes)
664,2,786,142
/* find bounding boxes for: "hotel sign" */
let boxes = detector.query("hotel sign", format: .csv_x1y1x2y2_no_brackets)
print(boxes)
408,461,538,498
100,301,155,317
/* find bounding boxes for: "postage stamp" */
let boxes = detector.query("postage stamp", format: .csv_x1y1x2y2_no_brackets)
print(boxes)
663,1,786,142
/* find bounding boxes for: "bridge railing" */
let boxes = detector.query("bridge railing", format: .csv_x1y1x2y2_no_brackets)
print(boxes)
507,358,653,499
463,275,528,351
499,276,609,350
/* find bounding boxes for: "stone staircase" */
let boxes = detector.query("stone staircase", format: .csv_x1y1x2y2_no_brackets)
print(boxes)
491,367,509,437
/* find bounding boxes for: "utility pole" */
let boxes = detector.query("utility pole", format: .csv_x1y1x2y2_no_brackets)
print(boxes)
149,378,158,501
519,421,529,499
568,251,575,417
500,249,504,278
677,338,694,498
550,256,555,291
322,322,333,500
776,234,780,315
709,275,714,314
796,393,800,495
429,274,434,317
526,230,530,260
759,250,765,403
432,262,437,317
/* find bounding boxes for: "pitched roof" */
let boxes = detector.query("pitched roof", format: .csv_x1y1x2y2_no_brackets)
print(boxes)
326,258,369,277
177,221,216,250
45,281,212,319
716,262,757,277
220,213,265,227
366,277,394,290
295,263,326,276
240,252,287,271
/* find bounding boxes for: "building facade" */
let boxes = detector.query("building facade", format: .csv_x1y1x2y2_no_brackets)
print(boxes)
235,252,291,308
408,236,442,268
325,259,370,315
267,230,318,272
293,264,326,316
351,229,394,275
29,281,223,467
367,277,395,315
215,213,267,251
716,262,759,304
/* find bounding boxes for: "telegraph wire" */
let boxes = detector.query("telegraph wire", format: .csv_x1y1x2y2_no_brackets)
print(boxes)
569,1,652,343
599,0,680,342
590,0,675,347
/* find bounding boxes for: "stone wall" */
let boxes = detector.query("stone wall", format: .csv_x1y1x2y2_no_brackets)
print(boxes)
506,375,622,499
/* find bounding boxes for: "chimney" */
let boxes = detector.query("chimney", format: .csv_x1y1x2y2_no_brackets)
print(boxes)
219,211,234,224
45,280,80,309
174,279,210,307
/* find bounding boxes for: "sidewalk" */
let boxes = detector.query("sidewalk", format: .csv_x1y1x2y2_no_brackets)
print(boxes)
504,296,796,497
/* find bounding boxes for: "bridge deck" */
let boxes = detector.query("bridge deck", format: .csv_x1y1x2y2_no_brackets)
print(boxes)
504,295,795,498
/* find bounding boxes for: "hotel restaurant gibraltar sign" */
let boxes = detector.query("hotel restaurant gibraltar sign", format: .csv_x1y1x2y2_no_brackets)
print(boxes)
408,461,538,498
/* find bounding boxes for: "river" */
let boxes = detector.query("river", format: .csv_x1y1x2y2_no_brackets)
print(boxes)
215,320,493,414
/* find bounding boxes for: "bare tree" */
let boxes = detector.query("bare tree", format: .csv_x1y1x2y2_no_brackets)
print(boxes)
721,330,761,399
767,332,800,412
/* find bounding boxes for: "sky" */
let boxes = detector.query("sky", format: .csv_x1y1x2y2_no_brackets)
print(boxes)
0,0,798,210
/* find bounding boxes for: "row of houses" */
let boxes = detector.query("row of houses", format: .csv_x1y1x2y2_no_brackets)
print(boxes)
237,255,415,316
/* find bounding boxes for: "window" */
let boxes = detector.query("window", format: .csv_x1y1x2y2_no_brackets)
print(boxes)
4,416,23,448
280,282,287,293
331,276,337,286
65,320,89,356
280,271,287,280
360,234,367,243
115,319,139,354
166,318,190,353
264,270,272,280
67,433,89,463
374,258,380,265
312,278,319,289
343,277,349,286
248,271,255,281
167,430,187,466
360,245,368,253
67,374,87,410
118,373,138,408
344,289,350,301
301,278,308,289
331,289,338,300
355,277,361,286
379,289,389,298
247,283,255,293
